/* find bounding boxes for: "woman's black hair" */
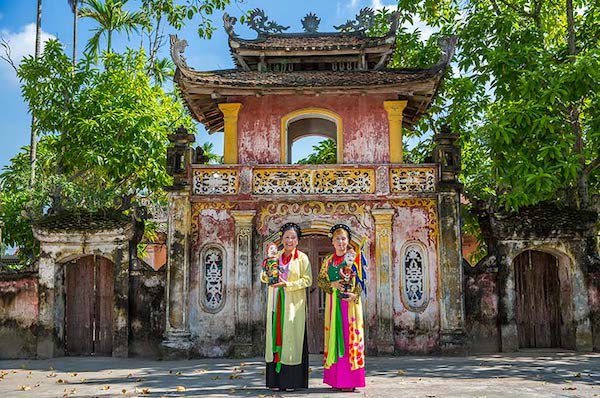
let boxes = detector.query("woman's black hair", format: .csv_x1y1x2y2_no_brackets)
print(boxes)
329,223,352,240
279,222,302,239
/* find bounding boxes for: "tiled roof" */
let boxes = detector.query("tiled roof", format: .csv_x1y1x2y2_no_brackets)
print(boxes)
35,210,131,231
179,68,441,88
232,32,390,51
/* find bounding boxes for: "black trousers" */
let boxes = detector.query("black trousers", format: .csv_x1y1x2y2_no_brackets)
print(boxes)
265,325,309,390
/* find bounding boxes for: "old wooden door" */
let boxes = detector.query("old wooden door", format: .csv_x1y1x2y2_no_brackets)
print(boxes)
66,255,114,356
514,250,561,348
299,235,332,354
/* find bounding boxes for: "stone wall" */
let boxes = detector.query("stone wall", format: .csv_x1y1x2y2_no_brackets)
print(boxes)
0,270,38,359
129,260,166,357
463,261,500,353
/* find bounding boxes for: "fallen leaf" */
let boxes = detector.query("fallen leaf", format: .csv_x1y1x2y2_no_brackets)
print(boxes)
101,385,110,390
563,386,577,390
308,367,313,373
575,373,581,378
176,386,186,392
18,386,31,391
139,387,151,394
169,369,173,374
229,374,242,379
195,368,206,373
211,375,220,380
48,366,55,371
71,373,78,377
176,371,182,376
136,378,143,382
56,379,65,384
127,373,133,378
229,388,236,394
122,389,127,394
397,369,406,375
47,372,57,378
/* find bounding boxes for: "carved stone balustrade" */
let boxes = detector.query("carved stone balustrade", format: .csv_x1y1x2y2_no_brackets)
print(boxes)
190,164,437,199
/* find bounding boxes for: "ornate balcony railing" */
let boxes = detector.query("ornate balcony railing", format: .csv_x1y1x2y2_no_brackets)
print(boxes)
191,164,437,197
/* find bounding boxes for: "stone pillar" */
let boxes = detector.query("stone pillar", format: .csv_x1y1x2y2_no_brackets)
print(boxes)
433,127,466,353
383,100,407,164
372,208,395,354
231,210,255,357
219,103,242,164
437,188,467,353
161,188,192,358
37,256,61,359
112,247,129,358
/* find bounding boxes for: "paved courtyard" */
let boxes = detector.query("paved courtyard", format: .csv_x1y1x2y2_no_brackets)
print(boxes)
0,351,599,397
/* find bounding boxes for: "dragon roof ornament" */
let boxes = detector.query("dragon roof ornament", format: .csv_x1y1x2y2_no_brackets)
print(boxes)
169,34,188,69
334,7,400,35
244,8,290,37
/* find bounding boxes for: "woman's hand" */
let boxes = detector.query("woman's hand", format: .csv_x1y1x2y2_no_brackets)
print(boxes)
270,277,287,288
341,292,356,302
330,280,343,290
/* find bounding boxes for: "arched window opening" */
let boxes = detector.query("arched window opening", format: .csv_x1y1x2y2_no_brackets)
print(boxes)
281,109,343,164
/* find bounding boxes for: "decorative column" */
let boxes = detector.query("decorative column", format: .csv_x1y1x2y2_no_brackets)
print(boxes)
231,210,256,357
372,208,396,354
383,100,408,164
162,126,195,358
433,127,466,353
36,255,61,358
219,103,242,164
161,189,193,358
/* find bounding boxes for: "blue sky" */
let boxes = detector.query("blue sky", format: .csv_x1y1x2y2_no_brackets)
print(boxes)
0,0,407,170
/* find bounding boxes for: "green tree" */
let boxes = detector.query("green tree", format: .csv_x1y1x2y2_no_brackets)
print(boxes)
0,39,193,262
376,1,599,210
296,139,337,164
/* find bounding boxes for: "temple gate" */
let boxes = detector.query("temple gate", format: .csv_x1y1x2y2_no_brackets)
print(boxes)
163,9,465,357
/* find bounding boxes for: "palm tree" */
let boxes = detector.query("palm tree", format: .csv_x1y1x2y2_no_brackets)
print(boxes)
200,142,222,164
78,0,149,58
68,0,80,66
30,0,43,186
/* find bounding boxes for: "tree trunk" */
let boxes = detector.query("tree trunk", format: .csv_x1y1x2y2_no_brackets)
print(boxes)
566,0,588,208
30,0,42,187
72,0,78,67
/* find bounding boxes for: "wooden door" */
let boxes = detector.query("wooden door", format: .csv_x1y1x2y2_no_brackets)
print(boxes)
66,255,114,356
66,256,94,355
514,250,561,348
299,235,331,354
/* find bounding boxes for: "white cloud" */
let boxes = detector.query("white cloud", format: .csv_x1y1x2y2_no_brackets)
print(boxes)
0,23,56,82
371,0,396,10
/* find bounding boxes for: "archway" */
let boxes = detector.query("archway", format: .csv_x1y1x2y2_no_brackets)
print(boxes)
513,250,561,348
280,108,343,164
297,234,331,354
65,255,115,356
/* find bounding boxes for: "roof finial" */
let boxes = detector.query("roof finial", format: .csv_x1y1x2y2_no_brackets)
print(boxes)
301,12,321,33
169,34,188,68
223,13,238,38
334,7,376,32
244,9,290,36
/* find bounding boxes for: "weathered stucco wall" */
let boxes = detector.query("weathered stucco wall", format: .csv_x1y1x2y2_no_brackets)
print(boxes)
129,261,166,358
392,204,440,353
235,94,393,164
589,269,600,352
189,206,236,356
464,265,500,353
0,271,38,359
